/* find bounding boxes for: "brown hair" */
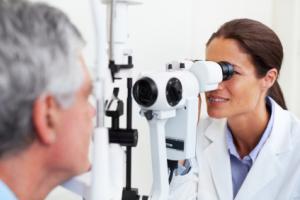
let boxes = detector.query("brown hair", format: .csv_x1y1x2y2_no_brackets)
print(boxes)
207,18,287,109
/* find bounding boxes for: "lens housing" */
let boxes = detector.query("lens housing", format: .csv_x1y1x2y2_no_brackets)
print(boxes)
166,78,182,107
133,77,158,107
218,61,234,81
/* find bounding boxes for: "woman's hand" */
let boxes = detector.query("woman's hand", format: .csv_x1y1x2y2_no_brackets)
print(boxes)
178,160,185,166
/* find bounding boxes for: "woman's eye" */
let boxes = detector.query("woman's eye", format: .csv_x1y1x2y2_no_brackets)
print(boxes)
233,71,240,75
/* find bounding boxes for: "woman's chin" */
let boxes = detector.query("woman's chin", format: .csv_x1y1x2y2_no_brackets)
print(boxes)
207,110,226,119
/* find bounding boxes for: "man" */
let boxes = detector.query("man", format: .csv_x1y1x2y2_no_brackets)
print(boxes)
0,0,95,199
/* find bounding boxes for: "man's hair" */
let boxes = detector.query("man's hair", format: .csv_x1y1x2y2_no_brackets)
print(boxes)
0,0,85,157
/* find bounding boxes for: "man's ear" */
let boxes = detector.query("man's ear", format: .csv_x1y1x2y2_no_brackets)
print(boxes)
262,68,278,90
32,95,59,145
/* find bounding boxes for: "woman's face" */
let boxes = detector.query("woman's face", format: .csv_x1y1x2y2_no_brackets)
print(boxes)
205,37,267,119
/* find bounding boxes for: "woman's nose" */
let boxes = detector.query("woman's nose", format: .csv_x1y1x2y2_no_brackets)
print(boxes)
217,81,225,90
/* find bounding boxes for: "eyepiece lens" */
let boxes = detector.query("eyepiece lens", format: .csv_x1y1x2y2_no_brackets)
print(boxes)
219,61,234,81
166,78,182,107
133,77,158,107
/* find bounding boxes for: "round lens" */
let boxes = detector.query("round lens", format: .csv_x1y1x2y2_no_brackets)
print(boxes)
133,77,158,107
219,61,234,81
166,78,182,107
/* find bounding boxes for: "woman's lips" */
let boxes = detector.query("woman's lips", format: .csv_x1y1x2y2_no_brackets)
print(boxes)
207,96,229,103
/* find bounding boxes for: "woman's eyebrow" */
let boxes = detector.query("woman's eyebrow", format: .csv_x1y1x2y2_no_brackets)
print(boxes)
231,63,243,69
221,60,243,70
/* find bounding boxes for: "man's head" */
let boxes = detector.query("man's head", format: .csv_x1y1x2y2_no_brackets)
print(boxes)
0,0,94,176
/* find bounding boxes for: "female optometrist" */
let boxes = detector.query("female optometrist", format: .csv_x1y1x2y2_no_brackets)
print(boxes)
168,18,300,200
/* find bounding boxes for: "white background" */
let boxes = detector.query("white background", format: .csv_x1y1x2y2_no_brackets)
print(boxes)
28,0,300,199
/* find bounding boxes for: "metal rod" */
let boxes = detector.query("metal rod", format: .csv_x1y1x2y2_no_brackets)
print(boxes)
127,78,133,129
109,0,116,61
126,147,132,189
126,77,133,189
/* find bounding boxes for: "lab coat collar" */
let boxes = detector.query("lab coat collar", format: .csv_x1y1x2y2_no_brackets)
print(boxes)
266,97,292,155
202,99,292,200
203,118,227,142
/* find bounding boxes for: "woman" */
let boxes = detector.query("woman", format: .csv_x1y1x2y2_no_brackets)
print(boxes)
169,19,300,200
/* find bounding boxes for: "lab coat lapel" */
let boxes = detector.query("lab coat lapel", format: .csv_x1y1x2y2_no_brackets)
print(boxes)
235,100,291,200
234,143,280,200
203,119,233,200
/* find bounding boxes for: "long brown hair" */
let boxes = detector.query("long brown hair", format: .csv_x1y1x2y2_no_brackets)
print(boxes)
207,18,287,109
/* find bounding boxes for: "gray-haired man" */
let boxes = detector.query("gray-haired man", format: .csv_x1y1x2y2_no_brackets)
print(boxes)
0,0,95,199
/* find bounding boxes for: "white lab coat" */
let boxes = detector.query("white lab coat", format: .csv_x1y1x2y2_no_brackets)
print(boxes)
169,99,300,200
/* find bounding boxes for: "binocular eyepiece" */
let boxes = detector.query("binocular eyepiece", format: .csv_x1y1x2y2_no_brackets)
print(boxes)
133,61,233,108
218,61,234,81
133,77,159,107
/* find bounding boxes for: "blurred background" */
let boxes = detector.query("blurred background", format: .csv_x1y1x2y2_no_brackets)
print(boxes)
29,0,300,199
